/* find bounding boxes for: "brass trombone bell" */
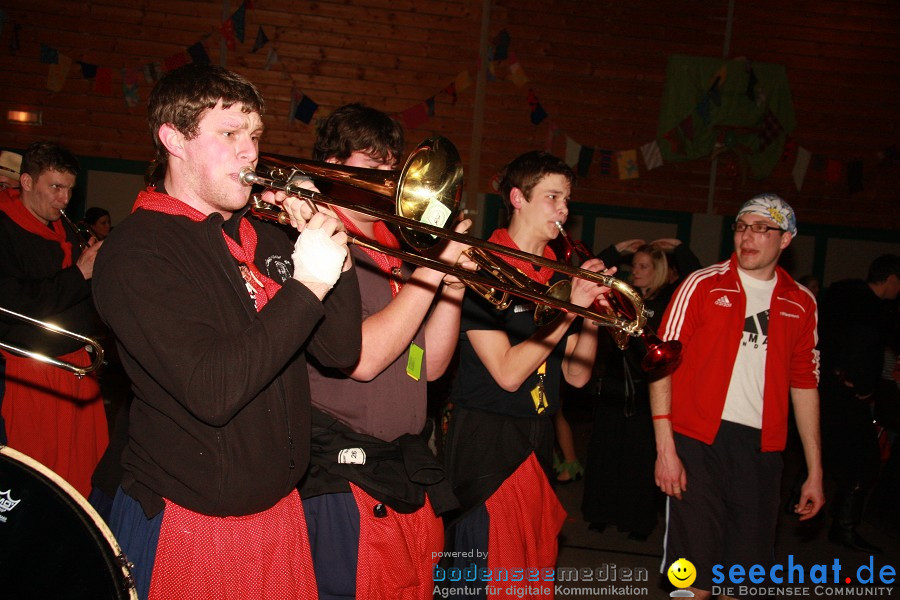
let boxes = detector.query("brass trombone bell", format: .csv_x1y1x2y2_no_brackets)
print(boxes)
0,306,105,378
240,139,646,336
246,136,464,252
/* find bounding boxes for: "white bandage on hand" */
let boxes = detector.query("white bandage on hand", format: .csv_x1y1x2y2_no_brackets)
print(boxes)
291,227,347,289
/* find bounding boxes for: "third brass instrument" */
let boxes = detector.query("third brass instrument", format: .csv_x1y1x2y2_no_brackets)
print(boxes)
59,209,91,250
240,137,645,334
0,306,104,378
554,222,682,375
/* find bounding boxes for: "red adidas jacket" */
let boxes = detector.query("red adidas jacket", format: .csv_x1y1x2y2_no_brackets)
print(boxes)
659,254,819,452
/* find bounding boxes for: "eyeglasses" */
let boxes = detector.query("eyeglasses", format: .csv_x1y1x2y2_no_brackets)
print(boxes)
732,222,785,234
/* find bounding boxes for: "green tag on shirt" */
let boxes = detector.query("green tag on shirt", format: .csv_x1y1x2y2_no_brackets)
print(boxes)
406,342,424,381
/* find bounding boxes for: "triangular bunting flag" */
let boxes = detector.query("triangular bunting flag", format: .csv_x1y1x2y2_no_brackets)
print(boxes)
78,61,98,79
40,43,58,64
565,137,579,167
489,170,502,192
252,26,269,53
164,52,189,72
826,159,843,182
492,29,510,61
663,129,683,155
640,140,663,171
46,53,71,91
94,67,113,95
143,62,164,83
792,146,811,191
122,68,140,107
442,81,457,105
264,47,278,70
757,109,783,151
577,146,594,178
221,18,237,51
544,122,560,152
508,60,528,87
781,136,797,163
400,103,429,130
617,150,639,180
596,150,613,176
293,94,318,124
455,70,472,93
527,89,547,125
485,57,497,82
188,42,211,64
232,4,246,42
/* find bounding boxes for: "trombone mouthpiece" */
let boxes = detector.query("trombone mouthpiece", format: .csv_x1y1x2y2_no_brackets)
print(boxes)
238,167,258,186
554,221,566,232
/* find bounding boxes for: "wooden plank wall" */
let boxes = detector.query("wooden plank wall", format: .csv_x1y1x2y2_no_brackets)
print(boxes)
1,0,897,231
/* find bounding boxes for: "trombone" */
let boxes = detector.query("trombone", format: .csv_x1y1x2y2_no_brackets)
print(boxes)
240,137,646,335
0,306,105,378
554,223,682,375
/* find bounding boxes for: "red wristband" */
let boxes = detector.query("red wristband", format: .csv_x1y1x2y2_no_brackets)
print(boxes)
652,414,672,421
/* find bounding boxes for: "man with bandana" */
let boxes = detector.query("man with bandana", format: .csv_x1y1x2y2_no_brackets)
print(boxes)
650,194,824,599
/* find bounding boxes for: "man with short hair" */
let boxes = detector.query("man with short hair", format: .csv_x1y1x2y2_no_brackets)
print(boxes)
442,151,607,600
0,141,107,497
92,63,362,599
300,102,471,600
818,253,900,554
651,194,824,599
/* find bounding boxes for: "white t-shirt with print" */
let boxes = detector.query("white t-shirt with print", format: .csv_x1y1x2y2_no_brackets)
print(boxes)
721,269,777,429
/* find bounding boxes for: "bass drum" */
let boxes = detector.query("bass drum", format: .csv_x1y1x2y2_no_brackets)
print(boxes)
0,445,137,599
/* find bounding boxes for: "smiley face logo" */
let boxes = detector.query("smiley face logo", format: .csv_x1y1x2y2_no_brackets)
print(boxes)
667,558,697,588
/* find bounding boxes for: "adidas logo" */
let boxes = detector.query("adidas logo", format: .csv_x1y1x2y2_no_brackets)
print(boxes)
714,295,732,307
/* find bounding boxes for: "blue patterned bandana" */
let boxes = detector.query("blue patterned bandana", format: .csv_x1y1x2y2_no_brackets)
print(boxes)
736,194,797,236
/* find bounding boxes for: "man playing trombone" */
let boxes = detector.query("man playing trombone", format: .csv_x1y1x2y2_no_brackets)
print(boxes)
0,141,107,499
299,103,472,600
92,64,362,600
441,151,608,600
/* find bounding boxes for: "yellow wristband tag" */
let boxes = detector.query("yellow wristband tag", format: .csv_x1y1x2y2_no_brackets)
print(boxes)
406,342,424,381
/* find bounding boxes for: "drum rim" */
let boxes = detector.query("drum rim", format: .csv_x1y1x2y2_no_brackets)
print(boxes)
0,444,138,599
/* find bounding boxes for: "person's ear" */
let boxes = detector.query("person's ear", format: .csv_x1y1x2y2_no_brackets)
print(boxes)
780,232,793,251
159,123,186,158
19,173,33,192
510,187,526,209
